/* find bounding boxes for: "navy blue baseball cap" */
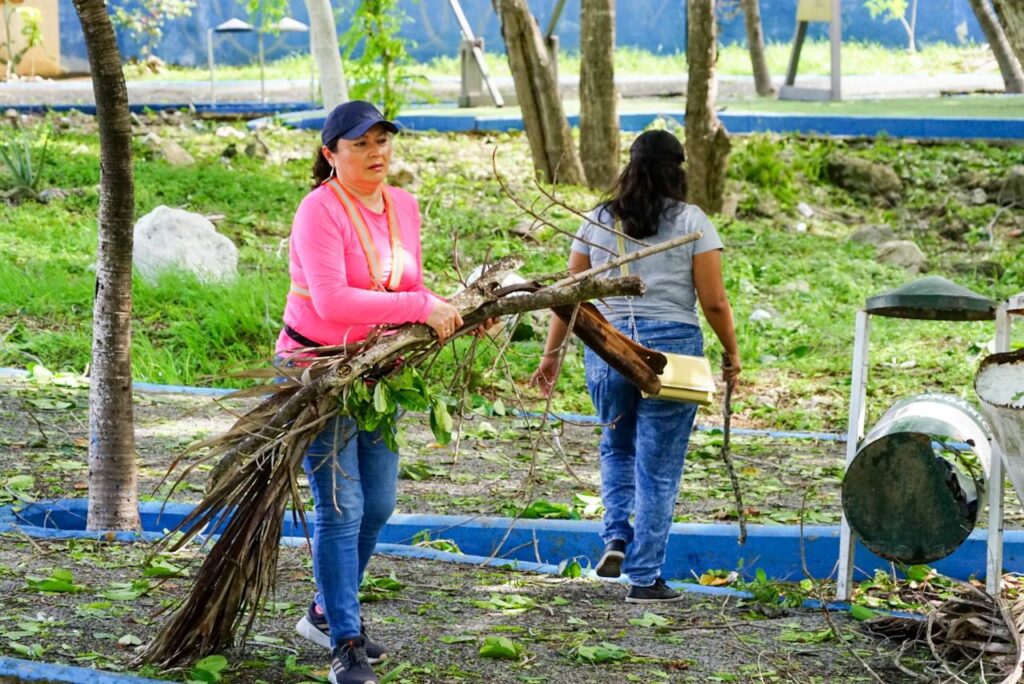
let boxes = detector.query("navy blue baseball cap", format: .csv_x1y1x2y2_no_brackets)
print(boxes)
321,100,400,146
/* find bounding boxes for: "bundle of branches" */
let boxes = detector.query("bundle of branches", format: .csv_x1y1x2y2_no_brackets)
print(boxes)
861,581,1024,682
138,235,699,667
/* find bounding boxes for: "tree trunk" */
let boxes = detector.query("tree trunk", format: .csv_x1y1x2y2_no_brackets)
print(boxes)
740,0,774,96
494,0,585,185
970,0,1024,93
73,0,139,531
993,0,1024,63
305,0,349,109
579,0,618,190
685,0,731,215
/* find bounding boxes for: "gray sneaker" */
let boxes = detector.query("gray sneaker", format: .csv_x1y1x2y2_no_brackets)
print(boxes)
626,577,683,603
295,601,387,664
328,636,378,684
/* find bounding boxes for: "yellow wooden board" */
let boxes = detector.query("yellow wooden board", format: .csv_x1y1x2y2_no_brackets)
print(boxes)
797,0,832,22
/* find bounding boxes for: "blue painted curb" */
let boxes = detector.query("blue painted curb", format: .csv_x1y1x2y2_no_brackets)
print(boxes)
0,656,167,683
4,499,1019,585
7,101,316,117
263,107,1024,141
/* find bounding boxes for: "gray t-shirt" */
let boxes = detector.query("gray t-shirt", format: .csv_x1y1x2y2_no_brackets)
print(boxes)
570,201,724,327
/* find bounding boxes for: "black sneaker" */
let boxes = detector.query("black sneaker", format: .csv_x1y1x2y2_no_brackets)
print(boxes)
296,601,387,663
626,577,683,603
328,636,378,684
595,539,626,578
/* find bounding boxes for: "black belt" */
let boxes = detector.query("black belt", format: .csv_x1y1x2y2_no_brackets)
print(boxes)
284,324,325,349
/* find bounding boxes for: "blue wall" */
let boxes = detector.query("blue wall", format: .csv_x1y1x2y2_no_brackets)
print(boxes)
59,0,985,72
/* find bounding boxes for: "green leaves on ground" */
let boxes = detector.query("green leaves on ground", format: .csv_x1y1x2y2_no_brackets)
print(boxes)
479,635,524,660
359,573,404,603
574,642,629,664
472,593,537,614
25,568,86,593
187,654,229,683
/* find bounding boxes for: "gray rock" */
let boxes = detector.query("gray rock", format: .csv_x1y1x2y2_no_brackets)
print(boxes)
160,140,194,167
952,260,1004,280
848,224,896,246
388,160,419,188
998,166,1024,207
133,206,238,284
244,140,268,159
826,155,903,197
876,240,926,274
221,144,238,159
749,308,774,322
969,188,988,205
37,188,70,203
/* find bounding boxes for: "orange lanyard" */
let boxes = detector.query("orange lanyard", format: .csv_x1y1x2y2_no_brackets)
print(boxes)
324,177,405,291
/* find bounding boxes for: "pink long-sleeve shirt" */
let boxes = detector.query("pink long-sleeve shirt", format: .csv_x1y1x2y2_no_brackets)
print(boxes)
275,183,442,353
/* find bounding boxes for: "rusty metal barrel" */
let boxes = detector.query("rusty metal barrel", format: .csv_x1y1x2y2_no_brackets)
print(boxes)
841,393,991,564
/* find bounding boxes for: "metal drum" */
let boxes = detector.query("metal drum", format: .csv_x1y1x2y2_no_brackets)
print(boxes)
841,393,991,564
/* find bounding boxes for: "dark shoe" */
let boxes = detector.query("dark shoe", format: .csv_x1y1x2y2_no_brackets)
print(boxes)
328,636,378,684
595,539,626,578
626,577,682,603
296,601,387,664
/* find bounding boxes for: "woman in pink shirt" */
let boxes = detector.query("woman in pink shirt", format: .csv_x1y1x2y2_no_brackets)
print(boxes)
283,101,461,684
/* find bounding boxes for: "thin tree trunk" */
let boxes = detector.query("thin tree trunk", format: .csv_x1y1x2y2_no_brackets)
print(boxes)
970,0,1024,92
73,0,139,531
685,0,731,215
579,0,618,190
305,0,348,109
740,0,774,96
494,0,585,185
993,0,1024,68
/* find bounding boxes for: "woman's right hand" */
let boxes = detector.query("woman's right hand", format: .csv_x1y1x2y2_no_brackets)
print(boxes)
722,353,741,390
530,354,561,398
426,300,464,344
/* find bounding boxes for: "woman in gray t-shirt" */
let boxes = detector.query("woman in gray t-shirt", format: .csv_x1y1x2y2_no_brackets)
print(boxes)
531,129,741,603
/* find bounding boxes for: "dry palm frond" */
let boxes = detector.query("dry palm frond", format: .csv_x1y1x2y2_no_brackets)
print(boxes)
138,255,682,667
860,580,1024,683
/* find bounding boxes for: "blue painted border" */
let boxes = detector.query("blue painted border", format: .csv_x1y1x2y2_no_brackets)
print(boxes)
3,499,1019,585
0,656,167,683
266,107,1024,141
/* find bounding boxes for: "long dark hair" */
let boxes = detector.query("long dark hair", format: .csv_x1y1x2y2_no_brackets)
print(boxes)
311,137,338,189
606,130,687,239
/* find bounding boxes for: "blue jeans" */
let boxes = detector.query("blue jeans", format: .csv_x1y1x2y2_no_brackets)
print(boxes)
304,414,399,645
585,318,703,587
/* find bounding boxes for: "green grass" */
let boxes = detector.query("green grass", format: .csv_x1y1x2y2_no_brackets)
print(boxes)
134,40,1000,83
1,118,1022,431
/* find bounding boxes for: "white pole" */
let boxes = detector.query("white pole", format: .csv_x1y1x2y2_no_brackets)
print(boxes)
837,310,870,601
829,0,841,101
207,29,215,105
987,304,1011,595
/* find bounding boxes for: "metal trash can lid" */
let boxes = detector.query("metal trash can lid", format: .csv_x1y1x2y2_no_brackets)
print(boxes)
864,276,996,321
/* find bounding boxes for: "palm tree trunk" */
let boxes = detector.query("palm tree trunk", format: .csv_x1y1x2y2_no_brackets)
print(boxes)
969,0,1024,93
740,0,774,96
685,0,731,215
989,0,1024,88
494,0,585,185
73,0,140,531
305,0,349,109
579,0,618,190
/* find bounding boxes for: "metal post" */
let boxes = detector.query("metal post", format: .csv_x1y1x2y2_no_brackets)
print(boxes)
784,22,808,87
448,0,504,107
258,30,266,105
829,0,842,101
544,0,568,41
987,303,1012,595
837,310,870,601
207,29,215,105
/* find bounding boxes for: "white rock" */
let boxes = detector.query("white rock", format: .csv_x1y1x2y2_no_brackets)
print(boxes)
749,308,774,322
216,126,246,139
133,206,238,284
795,222,807,233
159,140,194,167
796,202,814,218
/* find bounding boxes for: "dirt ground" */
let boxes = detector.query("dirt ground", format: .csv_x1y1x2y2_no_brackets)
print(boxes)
0,376,999,682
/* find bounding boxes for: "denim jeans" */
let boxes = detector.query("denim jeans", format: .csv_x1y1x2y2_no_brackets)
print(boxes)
305,414,398,644
585,318,703,587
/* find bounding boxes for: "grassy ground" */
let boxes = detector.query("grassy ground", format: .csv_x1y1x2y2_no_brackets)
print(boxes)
1,112,1022,434
134,40,1001,82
